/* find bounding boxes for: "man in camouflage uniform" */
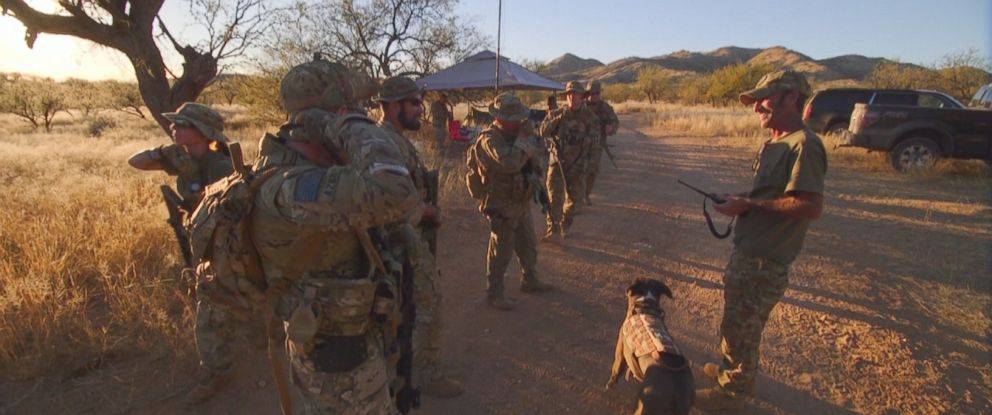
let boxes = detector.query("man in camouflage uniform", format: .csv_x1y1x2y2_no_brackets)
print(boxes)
696,70,827,411
429,92,453,150
127,102,238,404
471,93,553,310
250,57,419,414
374,76,464,398
539,81,599,240
583,80,620,205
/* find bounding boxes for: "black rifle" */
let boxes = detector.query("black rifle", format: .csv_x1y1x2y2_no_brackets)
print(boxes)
160,185,193,267
522,160,551,215
421,169,440,257
677,179,735,239
602,143,619,169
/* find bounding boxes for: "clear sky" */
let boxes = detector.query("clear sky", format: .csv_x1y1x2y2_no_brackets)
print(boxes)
1,0,989,81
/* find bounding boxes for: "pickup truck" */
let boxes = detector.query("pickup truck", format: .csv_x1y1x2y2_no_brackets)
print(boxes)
841,90,992,171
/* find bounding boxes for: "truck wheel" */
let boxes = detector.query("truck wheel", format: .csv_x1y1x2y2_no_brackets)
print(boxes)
889,137,942,172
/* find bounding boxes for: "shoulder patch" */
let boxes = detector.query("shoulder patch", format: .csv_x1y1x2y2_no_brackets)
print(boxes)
294,169,324,202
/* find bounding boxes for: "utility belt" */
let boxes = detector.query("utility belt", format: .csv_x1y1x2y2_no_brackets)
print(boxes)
285,273,398,372
729,251,789,274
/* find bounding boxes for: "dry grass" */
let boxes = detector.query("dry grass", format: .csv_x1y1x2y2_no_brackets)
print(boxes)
0,112,197,379
621,100,991,177
0,108,469,381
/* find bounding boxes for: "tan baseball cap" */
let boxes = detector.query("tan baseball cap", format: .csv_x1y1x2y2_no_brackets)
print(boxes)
739,70,811,105
162,102,227,143
375,76,422,103
488,93,530,121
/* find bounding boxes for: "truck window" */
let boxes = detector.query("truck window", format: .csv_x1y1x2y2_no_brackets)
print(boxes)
873,93,917,106
918,93,946,108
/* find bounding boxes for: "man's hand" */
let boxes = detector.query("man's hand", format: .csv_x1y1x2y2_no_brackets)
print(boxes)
713,194,750,217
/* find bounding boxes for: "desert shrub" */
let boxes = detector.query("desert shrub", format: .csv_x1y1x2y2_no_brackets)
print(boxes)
86,116,117,137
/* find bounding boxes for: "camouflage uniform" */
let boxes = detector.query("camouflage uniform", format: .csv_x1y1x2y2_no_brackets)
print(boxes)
539,82,599,235
377,116,446,387
472,94,546,300
429,96,452,149
583,81,619,203
251,58,416,414
713,71,827,398
141,103,237,385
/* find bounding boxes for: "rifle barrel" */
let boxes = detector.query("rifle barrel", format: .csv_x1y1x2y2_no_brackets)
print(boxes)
676,179,725,204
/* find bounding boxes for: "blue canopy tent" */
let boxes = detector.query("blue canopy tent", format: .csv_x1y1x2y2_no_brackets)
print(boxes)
416,50,564,92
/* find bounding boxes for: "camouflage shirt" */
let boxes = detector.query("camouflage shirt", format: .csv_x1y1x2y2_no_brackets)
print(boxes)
474,123,541,218
156,144,233,209
539,104,599,168
250,116,419,288
429,100,452,126
588,100,619,142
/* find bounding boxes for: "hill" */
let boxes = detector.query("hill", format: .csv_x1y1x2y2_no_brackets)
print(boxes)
543,45,924,84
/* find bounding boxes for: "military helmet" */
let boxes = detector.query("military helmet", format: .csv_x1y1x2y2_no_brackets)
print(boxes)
585,80,602,94
280,54,373,115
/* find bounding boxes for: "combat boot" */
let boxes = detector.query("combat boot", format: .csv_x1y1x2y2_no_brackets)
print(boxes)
694,387,744,412
185,368,234,405
540,225,558,243
520,279,554,293
702,362,756,395
487,293,514,311
421,375,464,399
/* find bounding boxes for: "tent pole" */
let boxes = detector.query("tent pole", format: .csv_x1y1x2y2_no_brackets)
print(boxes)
496,0,502,93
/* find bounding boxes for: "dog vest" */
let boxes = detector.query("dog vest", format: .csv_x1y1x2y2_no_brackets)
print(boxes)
623,308,683,358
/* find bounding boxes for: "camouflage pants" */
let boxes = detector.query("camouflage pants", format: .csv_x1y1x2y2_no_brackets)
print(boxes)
717,251,790,396
584,142,604,201
486,206,539,296
409,235,444,384
288,331,398,415
194,295,235,374
546,158,585,230
432,122,447,149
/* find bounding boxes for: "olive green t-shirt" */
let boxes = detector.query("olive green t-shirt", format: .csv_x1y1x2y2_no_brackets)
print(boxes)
733,127,827,265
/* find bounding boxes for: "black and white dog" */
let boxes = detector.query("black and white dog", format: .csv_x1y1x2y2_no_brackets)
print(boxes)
606,278,695,415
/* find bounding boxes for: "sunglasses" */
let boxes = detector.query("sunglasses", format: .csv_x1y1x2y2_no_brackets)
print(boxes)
403,97,424,106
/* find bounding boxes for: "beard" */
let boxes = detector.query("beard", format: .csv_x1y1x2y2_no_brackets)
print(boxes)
399,106,422,131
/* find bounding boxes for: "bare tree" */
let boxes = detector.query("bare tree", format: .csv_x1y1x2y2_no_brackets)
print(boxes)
263,0,487,79
0,0,270,134
0,75,69,132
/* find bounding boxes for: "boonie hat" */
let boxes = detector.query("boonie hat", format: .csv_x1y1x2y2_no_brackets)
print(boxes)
163,102,227,143
488,93,530,121
585,80,602,94
559,81,586,96
375,76,422,103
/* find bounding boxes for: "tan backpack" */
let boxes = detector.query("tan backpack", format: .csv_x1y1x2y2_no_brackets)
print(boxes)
186,142,277,319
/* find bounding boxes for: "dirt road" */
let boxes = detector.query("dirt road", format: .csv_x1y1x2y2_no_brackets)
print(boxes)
10,114,990,414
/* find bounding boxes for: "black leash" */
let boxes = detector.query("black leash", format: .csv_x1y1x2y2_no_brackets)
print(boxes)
702,197,735,239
